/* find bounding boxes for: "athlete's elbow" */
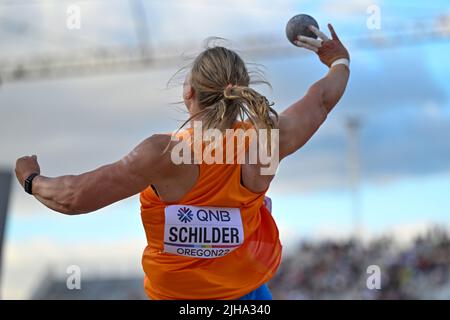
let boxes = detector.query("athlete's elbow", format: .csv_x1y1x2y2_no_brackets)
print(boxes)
56,205,83,216
62,202,89,215
67,193,94,215
308,84,328,114
61,200,91,216
308,82,325,101
309,83,340,114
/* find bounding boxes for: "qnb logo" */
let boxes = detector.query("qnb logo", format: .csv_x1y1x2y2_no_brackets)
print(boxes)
177,207,193,223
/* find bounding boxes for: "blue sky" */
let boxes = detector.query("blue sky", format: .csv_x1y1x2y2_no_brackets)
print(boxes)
1,0,450,298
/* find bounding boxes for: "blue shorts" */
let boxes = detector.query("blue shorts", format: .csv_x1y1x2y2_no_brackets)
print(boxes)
238,284,272,300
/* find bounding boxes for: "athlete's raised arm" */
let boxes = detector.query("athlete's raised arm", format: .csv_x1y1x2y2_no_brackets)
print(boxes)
14,134,172,215
278,23,350,159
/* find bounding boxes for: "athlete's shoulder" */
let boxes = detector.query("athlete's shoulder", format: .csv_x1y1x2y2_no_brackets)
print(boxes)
138,133,188,171
123,134,168,170
143,133,172,150
135,133,196,185
134,134,172,163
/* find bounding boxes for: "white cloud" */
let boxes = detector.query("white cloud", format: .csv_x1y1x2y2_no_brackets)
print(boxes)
3,237,144,299
148,0,298,44
0,1,137,56
321,0,380,16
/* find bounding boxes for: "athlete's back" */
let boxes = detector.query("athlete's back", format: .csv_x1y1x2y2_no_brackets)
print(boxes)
16,24,349,300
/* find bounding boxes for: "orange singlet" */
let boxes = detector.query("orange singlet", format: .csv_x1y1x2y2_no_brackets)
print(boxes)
140,122,282,300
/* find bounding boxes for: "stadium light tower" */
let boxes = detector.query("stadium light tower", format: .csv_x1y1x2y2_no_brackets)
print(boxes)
128,0,152,59
0,170,12,300
346,117,362,240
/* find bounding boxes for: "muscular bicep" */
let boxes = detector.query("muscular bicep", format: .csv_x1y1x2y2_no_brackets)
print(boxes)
278,86,328,159
74,162,145,212
72,136,168,212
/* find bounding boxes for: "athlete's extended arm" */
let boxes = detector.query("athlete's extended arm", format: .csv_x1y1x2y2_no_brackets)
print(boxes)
278,24,350,159
14,135,170,215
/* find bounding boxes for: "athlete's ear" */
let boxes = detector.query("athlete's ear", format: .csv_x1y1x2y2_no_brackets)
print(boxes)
183,78,195,102
184,84,195,101
183,72,195,101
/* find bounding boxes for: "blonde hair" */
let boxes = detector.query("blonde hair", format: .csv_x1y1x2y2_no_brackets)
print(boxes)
176,42,278,134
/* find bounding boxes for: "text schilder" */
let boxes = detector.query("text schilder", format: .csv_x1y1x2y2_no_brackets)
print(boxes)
164,205,244,258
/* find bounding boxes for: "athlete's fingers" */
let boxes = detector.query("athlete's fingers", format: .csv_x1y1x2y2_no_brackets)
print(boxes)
309,25,330,41
297,35,322,48
328,23,339,41
294,40,318,52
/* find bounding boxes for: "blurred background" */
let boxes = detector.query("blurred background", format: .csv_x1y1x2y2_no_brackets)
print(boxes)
1,0,450,299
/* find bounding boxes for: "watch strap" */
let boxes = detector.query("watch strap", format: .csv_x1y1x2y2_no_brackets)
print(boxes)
24,173,39,195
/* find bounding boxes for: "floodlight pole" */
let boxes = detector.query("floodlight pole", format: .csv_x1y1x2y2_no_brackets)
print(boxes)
346,117,362,240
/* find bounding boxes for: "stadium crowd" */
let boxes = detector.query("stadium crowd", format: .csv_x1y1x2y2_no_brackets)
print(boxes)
270,227,450,299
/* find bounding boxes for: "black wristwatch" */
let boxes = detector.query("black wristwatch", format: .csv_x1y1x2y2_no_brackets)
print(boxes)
24,172,39,195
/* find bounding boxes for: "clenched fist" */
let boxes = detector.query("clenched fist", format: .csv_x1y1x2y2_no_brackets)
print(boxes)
15,155,40,186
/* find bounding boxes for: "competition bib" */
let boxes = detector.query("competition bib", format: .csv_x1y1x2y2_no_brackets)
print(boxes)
164,205,244,258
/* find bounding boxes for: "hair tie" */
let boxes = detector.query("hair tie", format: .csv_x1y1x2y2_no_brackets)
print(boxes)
223,83,235,99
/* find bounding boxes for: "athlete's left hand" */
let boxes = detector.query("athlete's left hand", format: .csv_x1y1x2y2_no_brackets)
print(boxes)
294,24,350,67
15,155,40,186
